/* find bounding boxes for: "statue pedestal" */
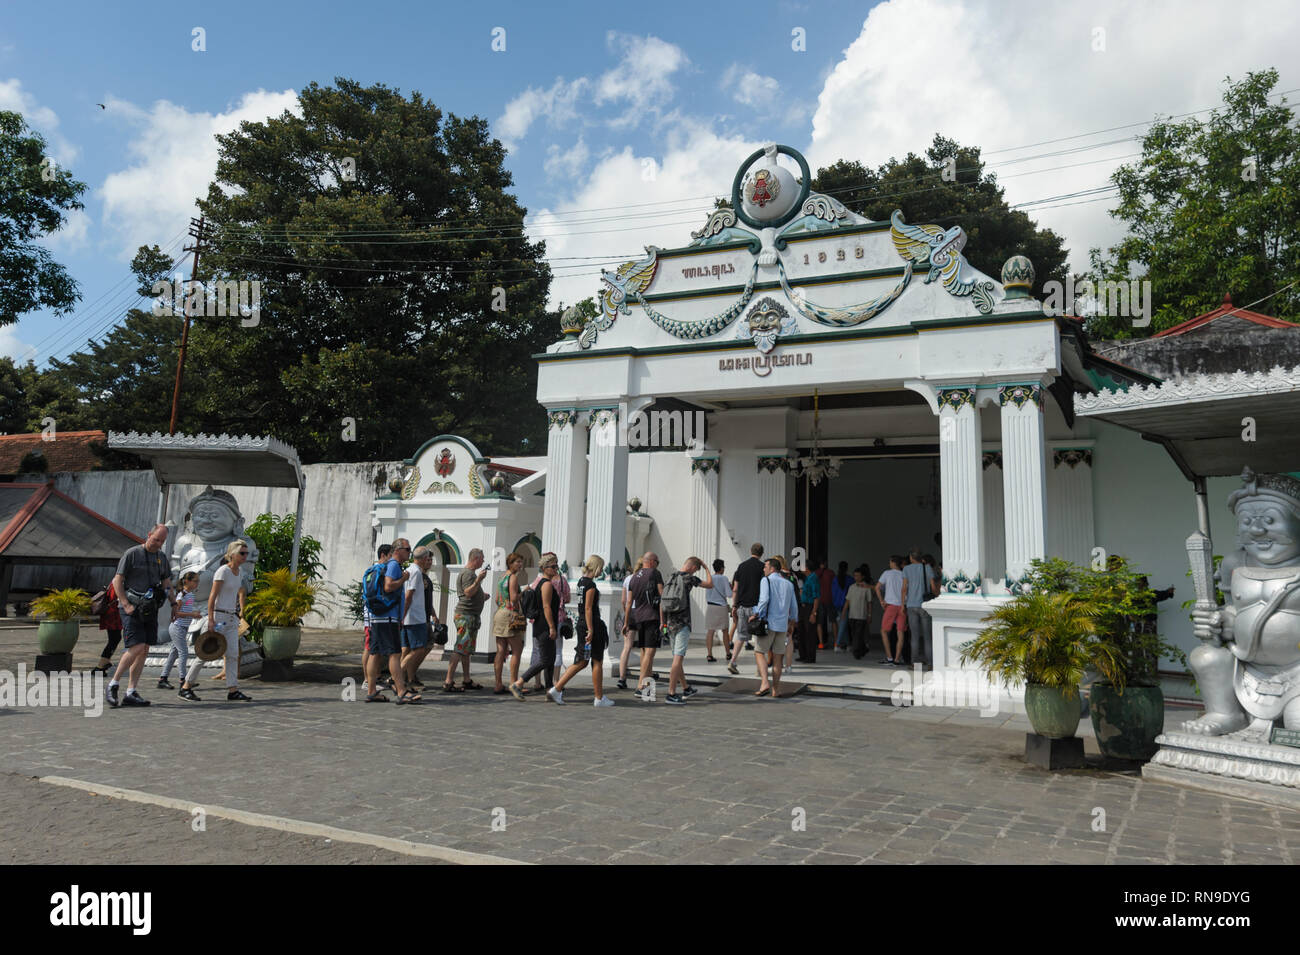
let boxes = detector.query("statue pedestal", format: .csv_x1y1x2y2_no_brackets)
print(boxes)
1144,730,1300,811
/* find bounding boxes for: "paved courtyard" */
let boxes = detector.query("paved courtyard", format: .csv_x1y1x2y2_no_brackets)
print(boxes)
3,655,1298,864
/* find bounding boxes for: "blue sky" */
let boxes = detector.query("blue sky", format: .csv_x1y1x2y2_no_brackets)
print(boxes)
3,0,1298,364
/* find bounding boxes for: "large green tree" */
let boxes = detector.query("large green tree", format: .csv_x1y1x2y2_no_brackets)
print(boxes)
1089,69,1300,337
183,78,553,462
0,111,86,324
811,135,1070,299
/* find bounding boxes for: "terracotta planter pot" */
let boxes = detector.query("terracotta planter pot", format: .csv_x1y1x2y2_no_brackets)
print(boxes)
261,625,301,661
37,620,80,654
1089,683,1164,761
1024,683,1082,739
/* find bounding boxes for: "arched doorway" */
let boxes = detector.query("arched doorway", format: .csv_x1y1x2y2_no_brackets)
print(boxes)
416,530,461,622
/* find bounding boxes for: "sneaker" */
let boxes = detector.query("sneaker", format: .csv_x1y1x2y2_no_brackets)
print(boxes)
121,690,150,707
178,688,201,702
157,678,174,690
726,663,739,675
547,687,565,705
744,642,754,651
106,683,120,708
227,690,252,701
682,686,699,699
593,697,615,707
616,679,628,690
509,683,526,701
664,694,685,705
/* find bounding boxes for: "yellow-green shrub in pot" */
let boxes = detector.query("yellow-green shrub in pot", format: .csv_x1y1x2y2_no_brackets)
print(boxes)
960,589,1123,739
243,569,320,661
32,588,92,655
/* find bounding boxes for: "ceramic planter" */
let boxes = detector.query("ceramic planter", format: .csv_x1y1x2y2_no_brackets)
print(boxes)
37,620,79,654
261,625,301,661
1024,683,1082,738
1089,683,1165,761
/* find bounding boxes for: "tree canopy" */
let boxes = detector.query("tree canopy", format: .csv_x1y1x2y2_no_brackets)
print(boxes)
811,135,1070,299
1088,69,1300,338
0,110,86,324
153,78,553,463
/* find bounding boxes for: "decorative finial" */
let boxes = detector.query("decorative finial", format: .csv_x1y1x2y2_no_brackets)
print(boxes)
1000,255,1035,299
629,497,642,514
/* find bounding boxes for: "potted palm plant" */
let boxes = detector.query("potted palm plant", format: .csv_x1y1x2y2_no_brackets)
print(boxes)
31,588,93,654
243,569,320,661
961,589,1123,738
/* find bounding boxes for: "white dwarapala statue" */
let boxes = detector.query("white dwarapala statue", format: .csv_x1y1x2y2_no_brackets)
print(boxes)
169,487,258,622
1188,468,1300,737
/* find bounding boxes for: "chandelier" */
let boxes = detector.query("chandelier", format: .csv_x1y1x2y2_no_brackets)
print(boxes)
791,390,841,486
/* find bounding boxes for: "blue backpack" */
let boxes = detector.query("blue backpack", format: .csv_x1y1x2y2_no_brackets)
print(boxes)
363,562,399,616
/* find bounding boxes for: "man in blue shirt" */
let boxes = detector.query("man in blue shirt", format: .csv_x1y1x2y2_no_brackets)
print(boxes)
366,539,415,703
751,558,798,698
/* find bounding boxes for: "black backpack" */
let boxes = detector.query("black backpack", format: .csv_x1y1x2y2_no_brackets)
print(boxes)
518,582,544,622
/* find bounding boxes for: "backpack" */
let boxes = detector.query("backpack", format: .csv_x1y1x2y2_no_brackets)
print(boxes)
518,582,543,622
363,562,399,616
660,571,691,616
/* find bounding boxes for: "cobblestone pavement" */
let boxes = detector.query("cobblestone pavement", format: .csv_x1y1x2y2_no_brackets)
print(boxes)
3,668,1298,865
0,772,445,865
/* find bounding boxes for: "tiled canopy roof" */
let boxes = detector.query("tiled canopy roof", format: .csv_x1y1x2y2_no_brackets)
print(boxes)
0,430,106,475
1153,293,1297,338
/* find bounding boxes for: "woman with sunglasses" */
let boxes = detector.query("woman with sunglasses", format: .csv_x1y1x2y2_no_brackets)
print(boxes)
183,540,252,701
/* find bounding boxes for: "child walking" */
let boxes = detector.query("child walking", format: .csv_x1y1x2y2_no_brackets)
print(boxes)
160,572,201,698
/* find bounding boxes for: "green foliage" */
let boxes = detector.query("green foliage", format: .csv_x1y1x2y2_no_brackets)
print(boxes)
338,579,364,624
0,110,87,324
960,589,1122,694
1025,556,1186,687
245,513,324,581
243,568,320,627
811,135,1070,299
167,77,555,463
1088,70,1300,338
30,588,92,621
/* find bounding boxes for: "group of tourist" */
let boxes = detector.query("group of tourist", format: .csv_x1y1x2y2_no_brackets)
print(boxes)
97,525,943,710
101,523,253,708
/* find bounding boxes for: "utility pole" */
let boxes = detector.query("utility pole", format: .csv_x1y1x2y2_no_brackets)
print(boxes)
168,215,205,436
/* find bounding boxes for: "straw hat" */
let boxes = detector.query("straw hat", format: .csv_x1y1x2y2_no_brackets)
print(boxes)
193,627,227,662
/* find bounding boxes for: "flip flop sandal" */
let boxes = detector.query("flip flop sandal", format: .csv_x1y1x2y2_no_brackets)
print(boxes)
442,683,464,693
707,656,717,663
754,688,772,697
463,680,484,691
365,693,389,703
400,690,423,704
493,687,509,695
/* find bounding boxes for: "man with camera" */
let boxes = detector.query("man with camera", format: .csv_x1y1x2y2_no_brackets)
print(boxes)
750,557,797,699
106,524,176,708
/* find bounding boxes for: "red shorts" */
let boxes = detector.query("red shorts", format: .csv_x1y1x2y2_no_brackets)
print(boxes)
881,604,906,633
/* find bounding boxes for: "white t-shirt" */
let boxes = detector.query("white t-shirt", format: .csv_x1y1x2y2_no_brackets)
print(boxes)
879,568,905,606
403,563,427,626
212,564,241,613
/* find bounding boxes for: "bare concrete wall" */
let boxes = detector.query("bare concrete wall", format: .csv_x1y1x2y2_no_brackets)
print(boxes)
10,461,403,628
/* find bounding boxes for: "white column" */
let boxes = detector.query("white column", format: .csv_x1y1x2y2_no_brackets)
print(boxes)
937,388,984,593
999,383,1048,589
1047,447,1096,567
981,451,1006,587
584,407,629,574
690,456,720,631
754,454,790,557
541,409,588,572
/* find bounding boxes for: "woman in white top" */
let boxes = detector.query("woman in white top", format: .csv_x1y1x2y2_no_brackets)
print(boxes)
704,558,733,662
185,540,251,701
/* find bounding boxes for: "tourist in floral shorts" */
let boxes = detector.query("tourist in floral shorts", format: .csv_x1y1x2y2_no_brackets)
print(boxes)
446,547,488,691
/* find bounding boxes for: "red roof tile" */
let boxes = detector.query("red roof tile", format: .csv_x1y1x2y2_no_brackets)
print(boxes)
0,431,107,475
1153,293,1297,338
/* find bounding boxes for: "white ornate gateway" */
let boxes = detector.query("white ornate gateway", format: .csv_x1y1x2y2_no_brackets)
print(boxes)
535,143,1163,685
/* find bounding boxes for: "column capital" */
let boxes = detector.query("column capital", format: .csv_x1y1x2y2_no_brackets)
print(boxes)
756,455,792,474
997,383,1044,411
937,386,976,412
1053,448,1093,468
547,408,580,429
690,456,720,475
981,450,1002,470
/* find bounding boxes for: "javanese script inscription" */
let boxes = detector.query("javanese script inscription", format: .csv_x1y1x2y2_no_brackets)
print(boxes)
718,352,813,378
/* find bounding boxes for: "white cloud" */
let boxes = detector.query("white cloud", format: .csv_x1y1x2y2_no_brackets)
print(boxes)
544,136,591,180
806,0,1300,270
0,324,38,364
722,65,781,109
99,88,299,260
496,77,587,150
528,118,764,309
0,78,78,165
593,33,689,113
